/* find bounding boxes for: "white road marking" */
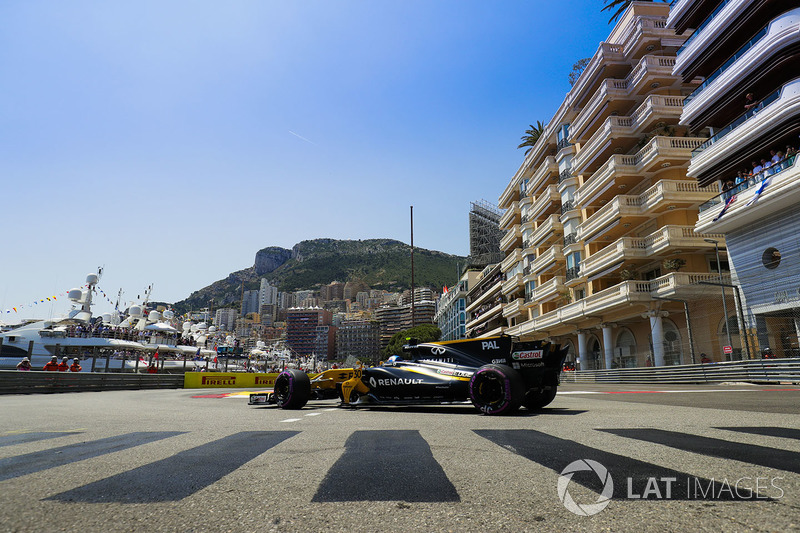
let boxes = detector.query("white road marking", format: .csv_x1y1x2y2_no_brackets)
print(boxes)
280,418,301,423
305,413,321,417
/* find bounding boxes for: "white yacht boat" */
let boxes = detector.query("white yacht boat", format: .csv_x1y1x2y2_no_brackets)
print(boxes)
0,271,218,372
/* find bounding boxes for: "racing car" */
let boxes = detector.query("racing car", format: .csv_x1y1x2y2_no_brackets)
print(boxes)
251,335,568,415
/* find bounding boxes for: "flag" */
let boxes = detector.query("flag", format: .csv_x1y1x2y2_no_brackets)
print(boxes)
154,349,159,360
213,356,218,364
443,286,449,294
195,347,201,356
713,194,737,222
745,176,771,207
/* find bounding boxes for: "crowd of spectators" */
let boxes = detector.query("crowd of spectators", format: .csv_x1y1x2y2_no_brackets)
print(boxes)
60,323,199,347
720,145,798,197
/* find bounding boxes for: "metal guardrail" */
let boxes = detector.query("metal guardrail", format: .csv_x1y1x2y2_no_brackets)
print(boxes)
560,359,800,384
0,370,185,395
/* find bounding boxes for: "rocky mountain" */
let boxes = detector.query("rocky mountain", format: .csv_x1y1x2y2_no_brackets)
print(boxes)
171,239,467,314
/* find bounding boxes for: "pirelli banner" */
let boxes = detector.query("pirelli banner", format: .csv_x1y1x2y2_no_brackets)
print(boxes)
183,372,281,389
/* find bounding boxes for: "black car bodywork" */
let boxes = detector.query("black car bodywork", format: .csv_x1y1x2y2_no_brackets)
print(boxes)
264,335,568,415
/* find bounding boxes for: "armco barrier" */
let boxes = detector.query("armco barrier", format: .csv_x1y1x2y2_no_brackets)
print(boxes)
559,358,800,384
0,370,184,394
184,372,280,389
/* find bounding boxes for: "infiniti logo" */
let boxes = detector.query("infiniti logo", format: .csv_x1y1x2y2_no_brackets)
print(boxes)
557,459,614,516
430,346,446,355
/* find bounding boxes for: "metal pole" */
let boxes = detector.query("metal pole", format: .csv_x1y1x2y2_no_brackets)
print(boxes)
699,280,751,361
705,240,732,354
410,205,415,328
732,286,752,360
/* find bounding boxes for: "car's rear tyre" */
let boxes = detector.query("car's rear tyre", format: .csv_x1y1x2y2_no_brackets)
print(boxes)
523,386,557,410
274,369,310,409
469,364,524,415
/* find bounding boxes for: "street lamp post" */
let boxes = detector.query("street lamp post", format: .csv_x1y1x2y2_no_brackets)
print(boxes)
704,239,733,356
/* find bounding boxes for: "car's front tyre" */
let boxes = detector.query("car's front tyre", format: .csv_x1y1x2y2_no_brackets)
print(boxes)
274,369,311,409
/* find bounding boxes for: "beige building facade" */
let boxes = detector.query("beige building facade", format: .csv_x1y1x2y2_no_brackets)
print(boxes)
498,2,731,368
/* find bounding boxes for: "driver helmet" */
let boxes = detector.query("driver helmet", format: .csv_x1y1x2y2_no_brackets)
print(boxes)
387,355,403,365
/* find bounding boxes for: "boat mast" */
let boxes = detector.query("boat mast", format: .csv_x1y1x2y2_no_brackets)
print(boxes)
410,205,415,328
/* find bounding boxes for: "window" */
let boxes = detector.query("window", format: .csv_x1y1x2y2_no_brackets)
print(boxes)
762,248,781,270
567,252,582,270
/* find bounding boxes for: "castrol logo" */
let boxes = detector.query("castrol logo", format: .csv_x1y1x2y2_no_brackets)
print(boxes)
512,350,543,360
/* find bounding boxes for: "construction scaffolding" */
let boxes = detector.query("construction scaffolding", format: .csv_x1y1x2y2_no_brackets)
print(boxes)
468,200,504,269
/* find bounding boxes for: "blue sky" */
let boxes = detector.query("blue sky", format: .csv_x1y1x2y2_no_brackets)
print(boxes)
1,0,615,320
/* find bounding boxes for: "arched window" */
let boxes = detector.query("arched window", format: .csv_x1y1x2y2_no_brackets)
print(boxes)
614,328,637,368
585,336,602,370
662,319,683,366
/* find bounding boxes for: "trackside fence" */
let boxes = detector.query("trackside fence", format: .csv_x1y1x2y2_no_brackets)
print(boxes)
560,359,800,384
0,370,184,395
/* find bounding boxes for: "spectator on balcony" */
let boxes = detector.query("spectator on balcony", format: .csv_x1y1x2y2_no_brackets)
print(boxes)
734,171,747,185
761,158,773,177
770,150,781,165
751,160,764,180
744,93,758,113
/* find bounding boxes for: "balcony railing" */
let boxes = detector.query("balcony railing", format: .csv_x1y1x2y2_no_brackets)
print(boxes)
565,266,581,282
676,0,732,57
692,88,781,157
563,233,577,247
699,155,798,212
559,168,572,183
561,200,574,215
557,138,574,151
684,25,768,106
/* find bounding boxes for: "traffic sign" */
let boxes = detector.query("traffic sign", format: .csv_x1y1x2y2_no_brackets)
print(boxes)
723,345,733,354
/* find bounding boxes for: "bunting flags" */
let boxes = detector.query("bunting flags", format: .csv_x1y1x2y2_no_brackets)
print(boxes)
713,194,737,222
745,176,771,207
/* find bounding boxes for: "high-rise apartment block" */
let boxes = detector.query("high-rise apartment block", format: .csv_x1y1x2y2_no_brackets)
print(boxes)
499,2,726,368
286,307,332,356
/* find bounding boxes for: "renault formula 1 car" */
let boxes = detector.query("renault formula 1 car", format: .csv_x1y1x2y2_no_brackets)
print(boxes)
250,335,568,415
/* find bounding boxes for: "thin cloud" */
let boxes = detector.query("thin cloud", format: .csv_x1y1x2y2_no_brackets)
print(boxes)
288,130,316,145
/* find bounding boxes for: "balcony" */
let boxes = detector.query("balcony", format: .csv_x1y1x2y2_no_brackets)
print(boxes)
563,232,577,247
674,0,737,64
623,55,677,97
466,278,502,312
571,79,634,142
681,9,800,126
571,115,639,175
697,156,800,234
532,276,565,304
498,201,519,230
628,94,685,133
527,156,558,194
500,248,523,273
499,226,522,252
530,245,565,276
579,179,716,243
502,272,524,296
465,301,503,331
528,214,564,250
689,78,800,182
527,185,561,222
567,43,627,110
581,237,649,280
503,297,526,319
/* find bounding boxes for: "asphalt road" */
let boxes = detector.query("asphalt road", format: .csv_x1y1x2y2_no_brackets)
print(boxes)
1,383,798,532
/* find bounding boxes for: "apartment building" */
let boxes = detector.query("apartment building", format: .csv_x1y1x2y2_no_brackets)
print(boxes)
465,263,504,338
670,1,800,358
285,307,332,356
499,2,725,368
336,320,381,363
435,270,481,341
